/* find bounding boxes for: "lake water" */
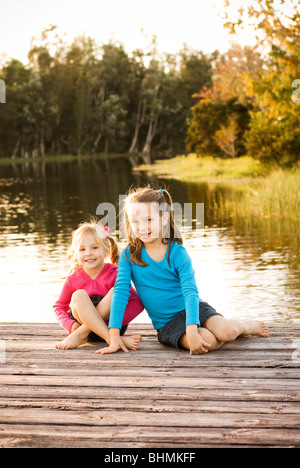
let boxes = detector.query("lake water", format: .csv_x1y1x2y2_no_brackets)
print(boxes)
0,157,299,326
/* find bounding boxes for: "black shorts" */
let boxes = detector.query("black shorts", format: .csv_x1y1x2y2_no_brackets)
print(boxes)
69,295,128,342
157,302,223,349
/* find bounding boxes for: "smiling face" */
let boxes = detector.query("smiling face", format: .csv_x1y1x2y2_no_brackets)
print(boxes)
76,233,107,274
127,202,169,244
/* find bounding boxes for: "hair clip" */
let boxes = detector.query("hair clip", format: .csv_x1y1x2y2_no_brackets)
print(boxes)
159,189,164,194
103,226,110,237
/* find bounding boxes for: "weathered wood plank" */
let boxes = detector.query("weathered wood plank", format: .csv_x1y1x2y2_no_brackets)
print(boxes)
1,374,299,391
0,386,298,404
0,384,298,403
1,424,299,448
0,407,299,430
1,397,299,414
2,365,299,380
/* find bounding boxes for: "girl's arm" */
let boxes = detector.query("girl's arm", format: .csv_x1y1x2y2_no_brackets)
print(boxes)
108,248,133,329
53,278,77,334
175,247,208,354
123,287,144,324
108,263,144,325
175,246,200,328
99,248,133,354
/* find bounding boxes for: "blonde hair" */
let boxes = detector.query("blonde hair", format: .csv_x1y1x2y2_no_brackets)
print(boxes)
123,185,183,267
67,219,120,272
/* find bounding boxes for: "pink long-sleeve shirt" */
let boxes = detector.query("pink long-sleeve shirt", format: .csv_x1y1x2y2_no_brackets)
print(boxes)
53,263,144,333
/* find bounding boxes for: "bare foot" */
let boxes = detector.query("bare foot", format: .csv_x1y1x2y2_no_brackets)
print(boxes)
122,334,142,351
55,326,90,349
242,321,269,338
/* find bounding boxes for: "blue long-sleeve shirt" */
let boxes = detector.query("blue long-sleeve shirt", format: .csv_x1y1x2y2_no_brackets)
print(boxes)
109,242,203,330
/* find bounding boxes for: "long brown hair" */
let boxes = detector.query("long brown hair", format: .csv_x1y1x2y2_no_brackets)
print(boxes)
67,218,120,273
122,185,183,267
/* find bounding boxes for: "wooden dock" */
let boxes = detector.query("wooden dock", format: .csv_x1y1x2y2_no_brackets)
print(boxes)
0,322,299,448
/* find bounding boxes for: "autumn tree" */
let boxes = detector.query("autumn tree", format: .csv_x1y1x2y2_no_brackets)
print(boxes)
213,114,239,158
223,0,300,165
186,43,258,157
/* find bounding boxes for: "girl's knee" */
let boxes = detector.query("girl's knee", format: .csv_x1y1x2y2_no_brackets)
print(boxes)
71,289,89,305
214,323,238,343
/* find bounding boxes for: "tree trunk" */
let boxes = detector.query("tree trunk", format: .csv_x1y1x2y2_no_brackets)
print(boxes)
11,136,21,159
142,115,158,159
128,99,146,154
40,129,45,158
77,136,89,156
104,136,109,153
128,123,140,154
92,132,102,153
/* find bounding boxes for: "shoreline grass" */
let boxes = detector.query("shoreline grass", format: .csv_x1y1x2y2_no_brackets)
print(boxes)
136,154,270,182
136,154,300,224
0,153,133,166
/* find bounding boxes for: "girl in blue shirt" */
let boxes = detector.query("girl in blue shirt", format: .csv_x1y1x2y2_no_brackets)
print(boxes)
98,186,269,356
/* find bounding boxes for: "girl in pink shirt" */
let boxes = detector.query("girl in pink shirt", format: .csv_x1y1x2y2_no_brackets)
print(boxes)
54,221,144,351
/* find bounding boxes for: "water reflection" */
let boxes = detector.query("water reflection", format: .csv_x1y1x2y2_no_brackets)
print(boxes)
0,158,299,324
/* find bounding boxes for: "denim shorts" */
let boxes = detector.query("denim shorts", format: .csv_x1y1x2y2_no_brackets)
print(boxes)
157,302,223,349
69,294,128,342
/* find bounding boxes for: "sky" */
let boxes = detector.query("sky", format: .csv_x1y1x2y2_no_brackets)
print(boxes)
0,0,258,64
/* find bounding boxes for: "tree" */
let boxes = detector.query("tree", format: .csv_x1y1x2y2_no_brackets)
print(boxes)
0,59,32,158
186,95,249,156
245,52,300,165
179,46,215,108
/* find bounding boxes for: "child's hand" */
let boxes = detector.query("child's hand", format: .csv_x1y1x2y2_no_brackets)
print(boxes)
70,322,81,334
95,328,129,355
186,326,211,355
96,338,129,355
